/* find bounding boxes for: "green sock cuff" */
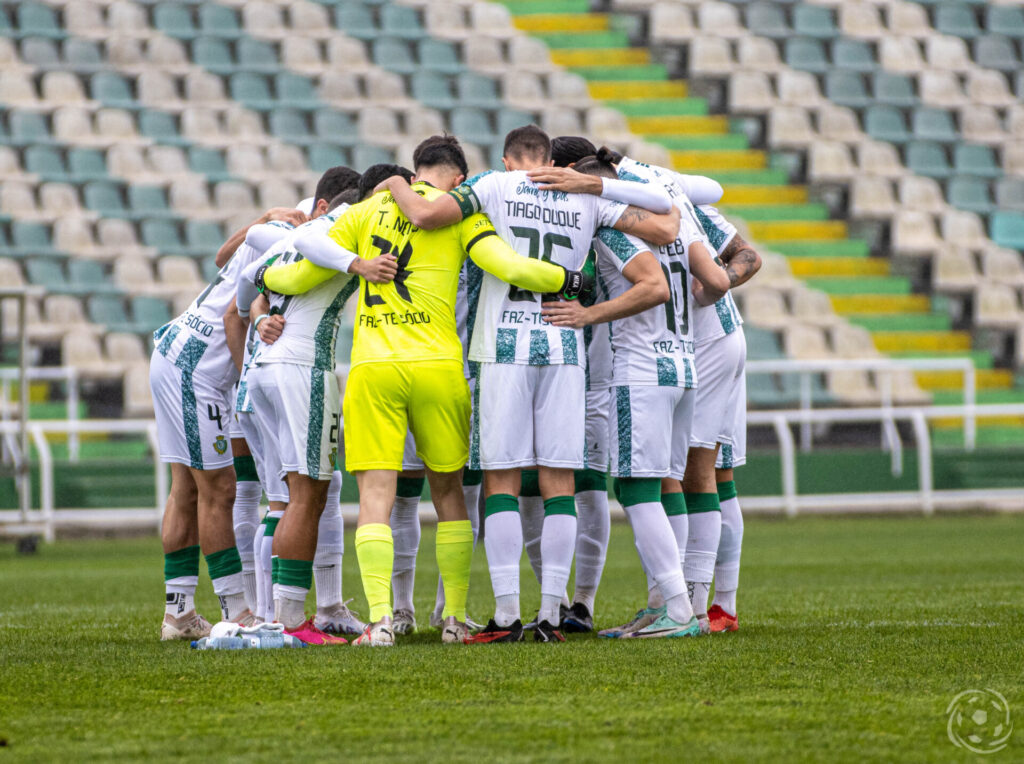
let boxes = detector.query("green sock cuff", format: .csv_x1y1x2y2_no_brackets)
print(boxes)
164,545,200,581
617,478,661,508
436,519,473,542
484,494,519,517
205,546,243,580
264,516,281,537
271,556,280,582
717,480,738,502
662,492,687,516
520,470,540,497
684,492,721,514
543,495,576,517
574,468,607,493
233,455,259,482
462,468,483,486
275,558,313,589
396,476,425,498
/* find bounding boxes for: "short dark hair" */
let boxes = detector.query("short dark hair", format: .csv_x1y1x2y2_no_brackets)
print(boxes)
552,136,597,168
503,124,551,164
327,187,359,211
314,166,360,207
572,147,619,180
358,163,414,201
413,134,468,177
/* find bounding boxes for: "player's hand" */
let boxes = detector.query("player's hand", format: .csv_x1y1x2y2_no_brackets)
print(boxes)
249,293,270,320
261,207,307,227
526,167,603,195
256,314,285,344
541,299,590,328
691,279,714,307
354,254,399,284
373,175,409,196
559,265,595,302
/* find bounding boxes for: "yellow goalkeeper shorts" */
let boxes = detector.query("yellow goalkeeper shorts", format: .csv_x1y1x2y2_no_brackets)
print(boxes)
343,360,470,473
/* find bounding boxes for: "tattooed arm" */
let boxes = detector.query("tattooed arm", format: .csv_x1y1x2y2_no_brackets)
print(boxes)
718,233,761,288
612,204,680,246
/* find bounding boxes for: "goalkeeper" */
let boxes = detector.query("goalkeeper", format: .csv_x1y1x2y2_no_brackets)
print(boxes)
258,137,590,645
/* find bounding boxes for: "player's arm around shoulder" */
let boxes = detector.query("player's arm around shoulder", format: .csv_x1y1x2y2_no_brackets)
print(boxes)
460,213,571,296
374,175,463,230
612,202,681,247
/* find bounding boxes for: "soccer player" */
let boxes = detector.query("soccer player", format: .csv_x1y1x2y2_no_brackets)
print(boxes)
378,126,682,643
260,141,593,646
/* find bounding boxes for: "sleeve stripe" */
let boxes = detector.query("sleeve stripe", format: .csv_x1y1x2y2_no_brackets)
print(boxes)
465,229,497,252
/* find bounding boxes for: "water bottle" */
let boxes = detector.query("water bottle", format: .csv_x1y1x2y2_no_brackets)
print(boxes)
239,629,306,649
190,636,245,650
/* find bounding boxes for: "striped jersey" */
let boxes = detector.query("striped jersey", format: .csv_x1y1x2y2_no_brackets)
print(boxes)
692,204,743,347
449,169,626,367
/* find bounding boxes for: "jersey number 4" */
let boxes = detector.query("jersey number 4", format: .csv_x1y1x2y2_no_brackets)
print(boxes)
364,235,413,307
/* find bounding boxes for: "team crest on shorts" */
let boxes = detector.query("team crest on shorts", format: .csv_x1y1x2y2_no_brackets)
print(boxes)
329,447,339,469
213,435,228,455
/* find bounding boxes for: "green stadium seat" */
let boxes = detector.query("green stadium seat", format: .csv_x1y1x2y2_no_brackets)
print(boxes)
68,149,108,182
991,212,1024,250
269,110,311,143
187,147,230,181
935,4,982,38
335,2,377,40
496,109,534,137
24,146,67,181
307,144,350,172
456,72,500,109
9,112,54,146
154,3,198,39
131,296,173,331
746,3,790,39
1015,71,1024,99
353,145,393,172
274,73,320,110
201,257,220,282
16,2,65,39
27,259,69,292
825,72,870,109
0,7,11,37
906,141,952,179
785,38,828,73
412,71,455,109
451,107,496,146
10,221,62,258
230,72,274,109
953,143,1000,179
995,178,1024,212
90,73,137,108
832,38,876,72
127,186,172,218
948,177,994,214
314,111,358,144
83,181,127,217
418,39,463,74
380,4,425,39
985,6,1024,39
793,4,836,39
865,105,910,144
198,5,243,38
139,112,188,147
911,107,957,142
141,219,185,255
186,221,224,255
192,37,235,73
744,326,786,360
373,37,416,74
237,38,279,73
872,72,917,108
64,39,105,72
88,294,131,327
973,35,1020,73
68,259,119,295
19,37,60,68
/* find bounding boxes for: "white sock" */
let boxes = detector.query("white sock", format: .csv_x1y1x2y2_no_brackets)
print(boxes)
260,510,284,622
165,577,197,617
623,501,693,624
519,496,545,586
539,510,576,625
315,479,345,610
232,481,261,612
252,522,267,620
714,494,743,615
667,513,688,570
573,489,609,613
273,583,308,629
390,494,421,613
484,510,523,627
646,574,665,609
685,510,722,617
464,483,482,544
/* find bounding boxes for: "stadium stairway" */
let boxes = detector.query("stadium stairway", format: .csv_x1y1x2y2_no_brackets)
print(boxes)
496,0,1024,444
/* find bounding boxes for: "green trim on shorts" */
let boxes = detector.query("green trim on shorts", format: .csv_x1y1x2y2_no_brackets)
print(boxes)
462,468,482,486
205,546,242,580
520,469,540,498
164,545,200,581
396,476,425,499
305,368,325,479
662,492,687,516
615,477,661,508
275,558,313,589
233,455,258,482
484,494,518,517
543,495,576,517
615,386,632,477
717,480,738,502
574,468,607,493
684,492,721,514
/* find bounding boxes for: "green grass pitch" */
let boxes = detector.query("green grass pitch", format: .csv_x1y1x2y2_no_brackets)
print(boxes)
1,515,1021,762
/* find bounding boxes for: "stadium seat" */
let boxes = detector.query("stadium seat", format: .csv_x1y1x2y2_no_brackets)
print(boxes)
231,73,274,110
911,107,957,143
981,248,1024,287
808,141,855,182
123,362,155,417
840,3,884,40
154,4,199,39
785,38,829,73
237,38,280,74
919,71,968,108
381,4,426,39
879,36,925,73
906,141,952,179
925,35,973,72
62,329,124,380
746,3,790,39
283,37,326,71
832,39,876,72
960,106,1005,145
991,212,1024,251
974,35,1020,73
935,4,982,39
995,178,1024,213
768,106,815,147
114,256,156,295
373,37,416,74
794,5,837,39
649,3,695,43
64,39,105,73
25,146,67,181
948,178,994,215
91,73,136,109
731,72,777,113
777,70,824,106
9,221,62,259
865,106,911,144
784,324,833,360
975,284,1023,328
872,72,916,108
690,37,734,75
899,175,946,213
698,2,745,38
893,210,943,256
741,290,790,330
850,176,896,218
942,210,989,251
933,248,980,292
825,72,870,109
16,2,65,39
816,104,862,143
985,6,1024,38
456,72,500,110
737,36,783,71
353,145,394,172
952,144,1000,179
275,73,321,110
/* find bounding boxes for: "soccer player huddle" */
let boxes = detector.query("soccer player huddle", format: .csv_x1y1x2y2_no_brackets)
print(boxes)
150,125,762,647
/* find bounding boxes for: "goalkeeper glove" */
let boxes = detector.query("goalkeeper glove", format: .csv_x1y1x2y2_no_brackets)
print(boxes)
558,260,595,302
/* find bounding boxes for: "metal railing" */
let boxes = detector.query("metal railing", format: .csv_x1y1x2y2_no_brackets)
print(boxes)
0,366,81,460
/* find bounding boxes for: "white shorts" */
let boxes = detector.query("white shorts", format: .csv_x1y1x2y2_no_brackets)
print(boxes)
585,387,610,472
610,385,694,479
235,409,289,503
692,328,747,469
246,362,340,482
473,362,586,470
150,350,233,470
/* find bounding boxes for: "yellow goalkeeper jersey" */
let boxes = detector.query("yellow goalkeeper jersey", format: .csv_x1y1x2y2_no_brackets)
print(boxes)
327,182,565,369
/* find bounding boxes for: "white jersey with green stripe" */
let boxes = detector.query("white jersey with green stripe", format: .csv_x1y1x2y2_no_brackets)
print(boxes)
249,209,356,372
692,204,743,347
449,169,626,366
154,238,271,390
594,228,697,388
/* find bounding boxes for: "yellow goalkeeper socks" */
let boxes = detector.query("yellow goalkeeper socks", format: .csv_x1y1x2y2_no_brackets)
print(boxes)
436,520,473,622
355,523,394,623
